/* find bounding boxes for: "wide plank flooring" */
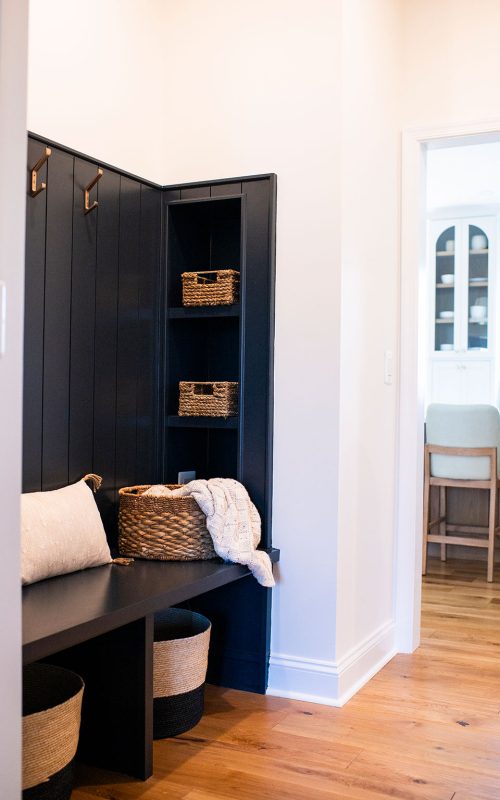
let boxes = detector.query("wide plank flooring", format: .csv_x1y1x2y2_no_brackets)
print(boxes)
73,558,500,799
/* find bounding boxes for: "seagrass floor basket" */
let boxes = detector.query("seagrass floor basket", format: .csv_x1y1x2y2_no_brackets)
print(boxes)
23,663,84,800
154,608,211,738
118,485,216,561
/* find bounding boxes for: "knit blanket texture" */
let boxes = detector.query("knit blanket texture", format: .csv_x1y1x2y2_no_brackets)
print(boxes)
144,479,274,587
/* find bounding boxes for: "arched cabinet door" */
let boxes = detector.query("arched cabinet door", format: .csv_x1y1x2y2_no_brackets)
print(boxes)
427,215,496,408
467,223,489,352
433,225,456,353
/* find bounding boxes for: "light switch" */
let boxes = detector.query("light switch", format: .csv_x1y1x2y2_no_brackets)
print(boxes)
384,350,393,385
0,282,6,358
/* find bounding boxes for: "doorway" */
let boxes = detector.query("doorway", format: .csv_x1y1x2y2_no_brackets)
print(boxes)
396,121,500,655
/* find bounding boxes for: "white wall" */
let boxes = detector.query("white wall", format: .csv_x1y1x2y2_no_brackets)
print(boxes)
335,0,401,694
28,0,166,183
402,0,500,129
0,0,29,795
427,142,500,210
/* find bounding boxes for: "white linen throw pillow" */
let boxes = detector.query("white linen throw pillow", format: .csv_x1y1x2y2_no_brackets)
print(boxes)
21,474,112,585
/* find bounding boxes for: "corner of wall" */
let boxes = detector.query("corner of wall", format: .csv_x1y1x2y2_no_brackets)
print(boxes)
267,620,396,706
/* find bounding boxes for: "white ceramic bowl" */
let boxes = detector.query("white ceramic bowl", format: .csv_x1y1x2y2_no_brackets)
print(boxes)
439,311,454,319
471,234,487,251
470,305,486,321
440,343,453,351
441,274,454,284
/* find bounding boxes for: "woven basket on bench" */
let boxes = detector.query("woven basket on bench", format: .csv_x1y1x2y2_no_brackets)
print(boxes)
178,381,239,417
118,485,216,561
182,269,239,307
154,608,211,738
23,663,84,800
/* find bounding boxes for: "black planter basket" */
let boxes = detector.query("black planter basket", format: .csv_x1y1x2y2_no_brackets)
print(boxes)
23,663,84,800
153,608,211,739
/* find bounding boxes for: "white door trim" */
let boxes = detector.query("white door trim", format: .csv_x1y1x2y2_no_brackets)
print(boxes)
396,118,500,653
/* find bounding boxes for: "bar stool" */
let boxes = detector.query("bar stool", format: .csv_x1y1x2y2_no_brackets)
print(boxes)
422,403,500,582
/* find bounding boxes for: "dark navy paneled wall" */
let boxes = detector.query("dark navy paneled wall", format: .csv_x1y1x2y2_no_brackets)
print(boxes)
24,136,162,543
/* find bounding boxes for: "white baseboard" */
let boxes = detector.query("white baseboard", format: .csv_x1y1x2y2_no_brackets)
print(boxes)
267,620,396,707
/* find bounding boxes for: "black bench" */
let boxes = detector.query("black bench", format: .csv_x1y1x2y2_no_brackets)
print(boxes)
23,549,279,780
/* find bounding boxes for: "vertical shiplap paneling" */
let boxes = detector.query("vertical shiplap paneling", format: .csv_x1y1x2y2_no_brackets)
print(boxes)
42,148,74,490
93,169,121,536
136,184,162,484
115,177,142,493
23,140,48,491
68,158,98,483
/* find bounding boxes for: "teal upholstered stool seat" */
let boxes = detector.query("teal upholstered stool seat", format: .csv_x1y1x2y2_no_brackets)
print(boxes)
423,404,500,583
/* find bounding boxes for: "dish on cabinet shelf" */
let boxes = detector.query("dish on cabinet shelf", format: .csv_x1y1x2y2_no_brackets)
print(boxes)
470,276,488,283
439,311,454,319
440,343,453,351
471,234,488,251
441,274,454,285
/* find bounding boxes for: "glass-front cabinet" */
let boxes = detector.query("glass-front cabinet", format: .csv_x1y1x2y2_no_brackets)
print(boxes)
428,215,496,406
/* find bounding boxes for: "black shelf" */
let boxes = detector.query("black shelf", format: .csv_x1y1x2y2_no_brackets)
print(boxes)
168,304,240,319
162,176,276,697
23,549,280,665
167,414,238,429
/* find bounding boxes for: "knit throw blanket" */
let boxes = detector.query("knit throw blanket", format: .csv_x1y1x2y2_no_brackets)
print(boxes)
144,479,275,587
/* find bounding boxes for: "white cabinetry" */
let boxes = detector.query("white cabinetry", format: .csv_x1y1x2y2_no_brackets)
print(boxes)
427,215,497,407
431,359,492,404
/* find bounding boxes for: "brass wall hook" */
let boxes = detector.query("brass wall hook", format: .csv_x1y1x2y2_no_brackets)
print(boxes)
84,168,103,214
30,147,51,197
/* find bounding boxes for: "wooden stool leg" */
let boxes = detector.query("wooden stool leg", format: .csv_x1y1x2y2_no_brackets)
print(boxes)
440,486,447,562
487,482,496,583
422,449,431,576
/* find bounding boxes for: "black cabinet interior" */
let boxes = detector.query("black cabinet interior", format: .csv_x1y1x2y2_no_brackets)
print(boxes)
23,133,276,709
166,196,242,306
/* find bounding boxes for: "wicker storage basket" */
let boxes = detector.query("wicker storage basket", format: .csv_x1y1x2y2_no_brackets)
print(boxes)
154,608,211,738
182,269,239,307
179,381,239,417
118,485,216,561
23,663,84,800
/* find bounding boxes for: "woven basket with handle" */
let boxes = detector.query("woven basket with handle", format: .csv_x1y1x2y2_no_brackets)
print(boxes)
182,269,239,307
118,485,216,561
179,381,239,417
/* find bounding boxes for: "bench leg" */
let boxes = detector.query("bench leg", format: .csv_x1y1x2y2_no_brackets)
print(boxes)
47,615,154,779
422,458,430,576
487,485,496,583
439,486,447,562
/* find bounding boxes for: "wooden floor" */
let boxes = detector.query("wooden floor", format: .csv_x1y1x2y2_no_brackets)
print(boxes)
73,558,500,800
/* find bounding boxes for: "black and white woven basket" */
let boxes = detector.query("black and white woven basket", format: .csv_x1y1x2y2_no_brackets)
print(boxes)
154,608,211,739
22,663,84,800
